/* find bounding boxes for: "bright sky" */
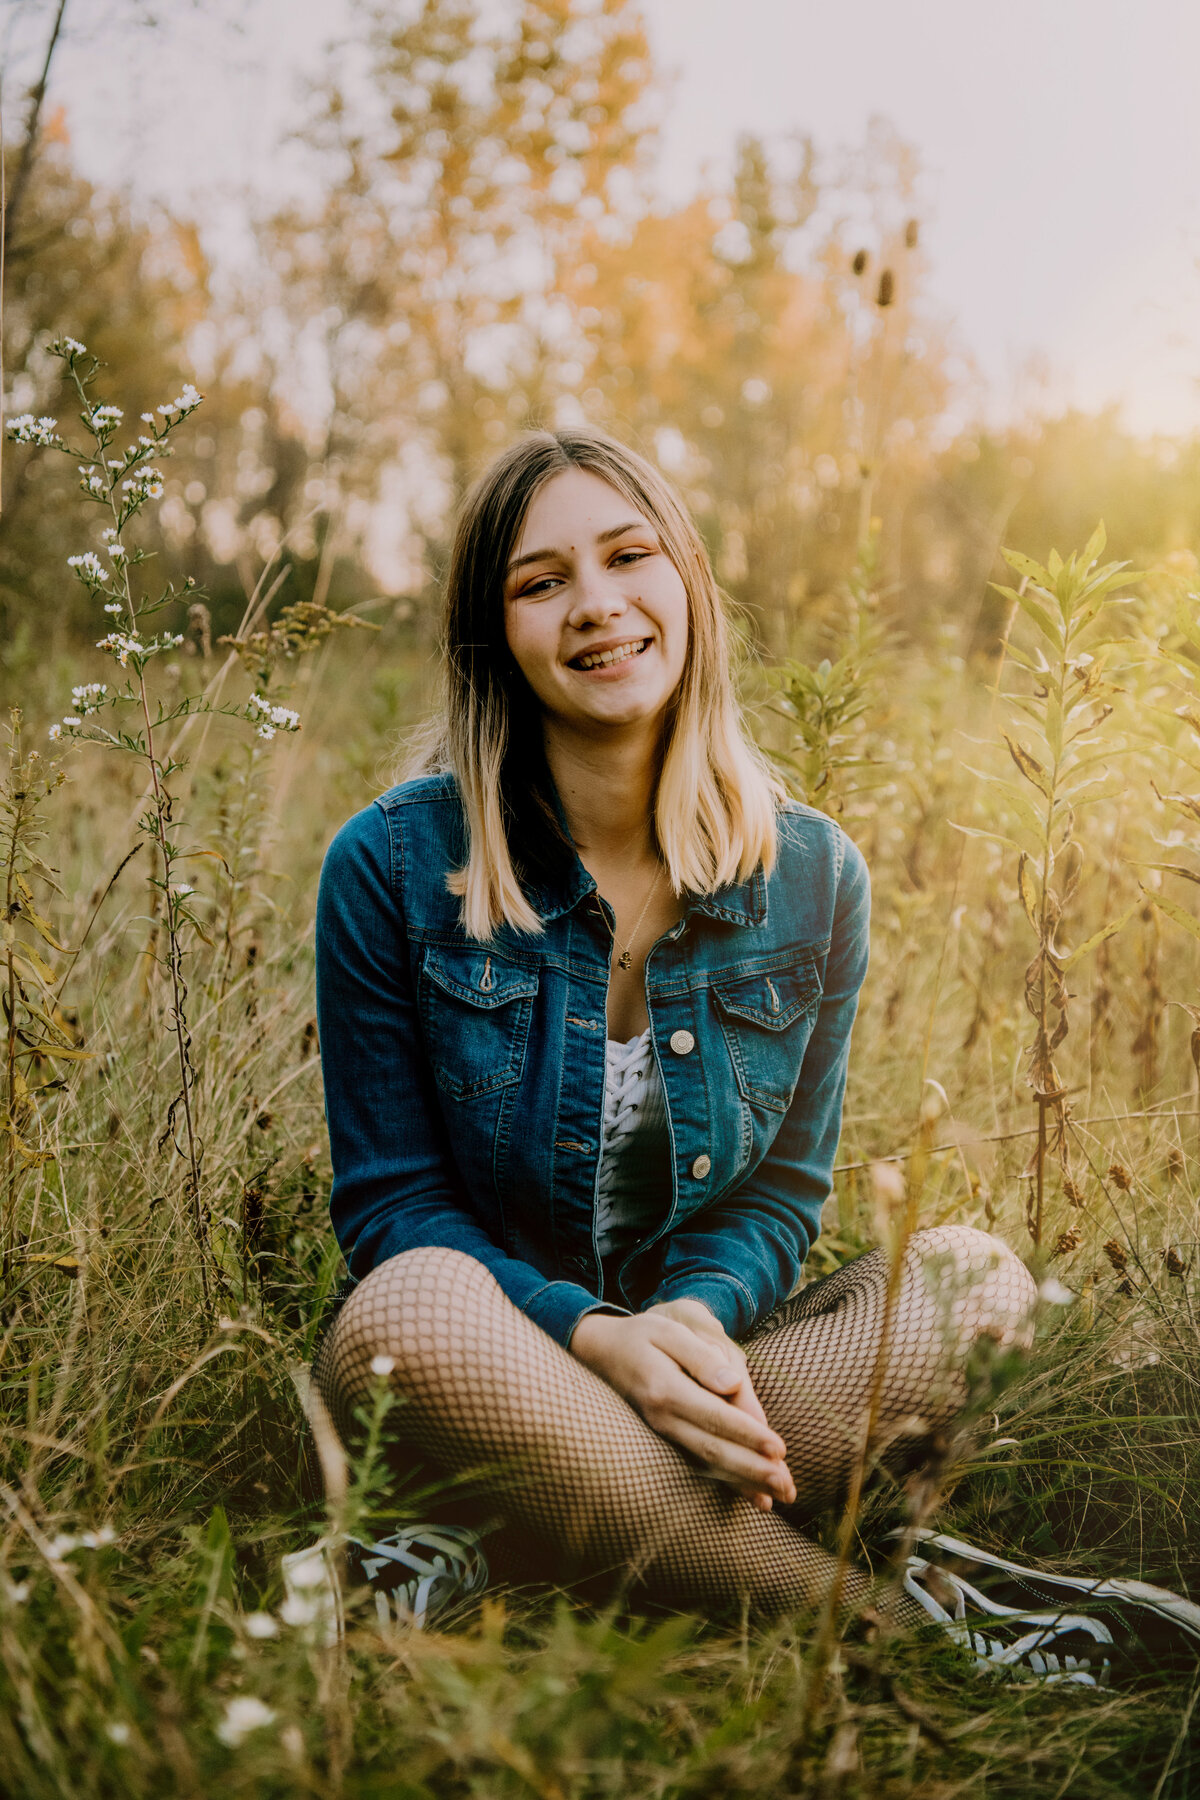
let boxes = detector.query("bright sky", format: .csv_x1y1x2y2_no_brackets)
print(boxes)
19,0,1200,436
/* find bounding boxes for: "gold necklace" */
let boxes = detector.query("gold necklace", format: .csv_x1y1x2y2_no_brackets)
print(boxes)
615,866,664,971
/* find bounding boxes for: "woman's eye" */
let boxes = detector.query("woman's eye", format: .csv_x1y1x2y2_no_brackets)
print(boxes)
611,548,651,567
520,574,562,597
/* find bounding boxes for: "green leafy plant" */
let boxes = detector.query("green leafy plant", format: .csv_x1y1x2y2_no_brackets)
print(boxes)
960,524,1141,1246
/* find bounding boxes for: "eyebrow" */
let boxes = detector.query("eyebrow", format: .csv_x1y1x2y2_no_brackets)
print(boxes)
506,519,650,575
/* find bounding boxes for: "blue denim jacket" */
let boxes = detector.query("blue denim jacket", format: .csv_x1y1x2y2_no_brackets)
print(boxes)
315,773,870,1349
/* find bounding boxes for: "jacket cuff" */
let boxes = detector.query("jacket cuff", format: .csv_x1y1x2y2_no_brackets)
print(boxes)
521,1279,629,1348
644,1274,756,1340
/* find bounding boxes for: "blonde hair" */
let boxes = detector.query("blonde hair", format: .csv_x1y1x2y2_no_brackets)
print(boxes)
408,428,781,941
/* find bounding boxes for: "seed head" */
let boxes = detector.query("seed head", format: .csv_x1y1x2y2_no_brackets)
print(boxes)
876,269,895,307
851,248,868,276
1102,1237,1128,1275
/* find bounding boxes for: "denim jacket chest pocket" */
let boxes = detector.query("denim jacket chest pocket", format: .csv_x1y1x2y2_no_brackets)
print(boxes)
711,956,824,1113
419,947,539,1101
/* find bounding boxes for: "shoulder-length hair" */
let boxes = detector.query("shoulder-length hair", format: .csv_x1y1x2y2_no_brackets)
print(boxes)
408,427,781,941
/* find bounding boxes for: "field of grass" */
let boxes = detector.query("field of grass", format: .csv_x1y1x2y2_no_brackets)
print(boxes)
2,534,1199,1798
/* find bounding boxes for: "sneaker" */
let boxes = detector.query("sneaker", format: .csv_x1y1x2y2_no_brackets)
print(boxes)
896,1529,1200,1674
281,1524,489,1642
903,1552,1115,1685
344,1523,489,1630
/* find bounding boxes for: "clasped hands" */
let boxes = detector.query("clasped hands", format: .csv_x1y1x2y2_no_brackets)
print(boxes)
569,1298,796,1510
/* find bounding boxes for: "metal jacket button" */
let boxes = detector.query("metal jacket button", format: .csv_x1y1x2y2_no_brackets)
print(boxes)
691,1154,711,1179
669,1029,695,1056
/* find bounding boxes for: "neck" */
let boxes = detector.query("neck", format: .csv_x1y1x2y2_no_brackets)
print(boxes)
542,717,661,864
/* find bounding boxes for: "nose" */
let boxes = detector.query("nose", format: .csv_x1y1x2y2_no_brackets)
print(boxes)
567,559,629,630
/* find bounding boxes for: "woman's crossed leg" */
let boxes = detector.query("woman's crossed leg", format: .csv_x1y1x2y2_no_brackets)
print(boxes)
314,1228,1035,1619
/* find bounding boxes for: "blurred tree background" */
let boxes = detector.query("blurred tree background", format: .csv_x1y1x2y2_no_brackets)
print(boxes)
3,0,1199,689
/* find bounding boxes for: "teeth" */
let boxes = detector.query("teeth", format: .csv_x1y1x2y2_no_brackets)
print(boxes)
575,639,647,671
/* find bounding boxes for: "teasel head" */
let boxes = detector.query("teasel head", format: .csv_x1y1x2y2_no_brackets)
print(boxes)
851,248,868,276
876,269,894,308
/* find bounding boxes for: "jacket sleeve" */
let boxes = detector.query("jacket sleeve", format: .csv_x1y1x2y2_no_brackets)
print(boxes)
643,832,870,1340
316,801,623,1349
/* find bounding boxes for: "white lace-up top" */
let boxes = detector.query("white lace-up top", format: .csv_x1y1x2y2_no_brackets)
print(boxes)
594,1028,671,1263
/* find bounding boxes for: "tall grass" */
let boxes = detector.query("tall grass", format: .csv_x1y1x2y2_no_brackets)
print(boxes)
0,523,1198,1797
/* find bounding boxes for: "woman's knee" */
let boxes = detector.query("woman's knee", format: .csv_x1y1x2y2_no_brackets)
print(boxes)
906,1226,1037,1352
322,1246,501,1396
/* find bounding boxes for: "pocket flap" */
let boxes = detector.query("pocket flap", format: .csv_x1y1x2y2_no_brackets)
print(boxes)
422,948,539,1010
713,962,820,1030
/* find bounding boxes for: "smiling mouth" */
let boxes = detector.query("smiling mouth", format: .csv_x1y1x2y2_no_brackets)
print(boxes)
569,638,650,671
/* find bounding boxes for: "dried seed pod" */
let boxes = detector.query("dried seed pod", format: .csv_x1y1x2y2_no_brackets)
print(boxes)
876,269,895,307
904,218,919,249
1107,1161,1133,1191
1061,1176,1087,1207
851,248,868,276
1102,1237,1129,1275
1164,1247,1187,1277
1053,1228,1080,1257
1166,1146,1184,1181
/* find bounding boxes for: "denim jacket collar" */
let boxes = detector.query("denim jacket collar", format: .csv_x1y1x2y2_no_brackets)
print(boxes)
524,850,768,930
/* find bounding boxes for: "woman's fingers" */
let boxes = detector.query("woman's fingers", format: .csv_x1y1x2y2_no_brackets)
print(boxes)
638,1360,795,1501
652,1322,784,1452
666,1413,797,1504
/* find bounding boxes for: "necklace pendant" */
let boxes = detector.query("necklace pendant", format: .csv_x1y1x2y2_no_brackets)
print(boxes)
617,950,633,971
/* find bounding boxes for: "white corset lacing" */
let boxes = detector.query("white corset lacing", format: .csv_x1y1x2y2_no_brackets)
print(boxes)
594,1028,671,1262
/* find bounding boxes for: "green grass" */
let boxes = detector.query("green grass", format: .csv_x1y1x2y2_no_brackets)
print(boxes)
2,625,1199,1799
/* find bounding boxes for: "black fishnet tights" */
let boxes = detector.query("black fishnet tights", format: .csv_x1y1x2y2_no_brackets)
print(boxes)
314,1226,1036,1622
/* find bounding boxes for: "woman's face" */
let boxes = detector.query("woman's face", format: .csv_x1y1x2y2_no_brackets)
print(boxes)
502,467,689,738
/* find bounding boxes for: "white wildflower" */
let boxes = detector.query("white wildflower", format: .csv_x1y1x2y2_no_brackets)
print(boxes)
60,716,82,729
1039,1277,1076,1307
279,1593,318,1627
103,601,123,615
55,336,87,356
79,1525,116,1548
47,724,63,741
216,1695,276,1747
7,414,60,446
67,552,108,583
45,1532,80,1558
96,633,143,668
105,1722,131,1746
3,1577,31,1603
170,883,195,899
71,684,108,716
88,405,123,429
248,693,300,733
86,475,104,494
370,1354,396,1377
106,542,128,564
243,1611,279,1640
283,1552,328,1590
121,467,164,501
159,383,202,416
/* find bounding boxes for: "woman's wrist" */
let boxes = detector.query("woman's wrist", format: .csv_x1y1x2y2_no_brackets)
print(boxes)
568,1309,617,1368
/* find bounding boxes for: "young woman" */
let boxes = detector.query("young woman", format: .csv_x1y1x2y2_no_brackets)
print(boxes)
312,427,1036,1625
